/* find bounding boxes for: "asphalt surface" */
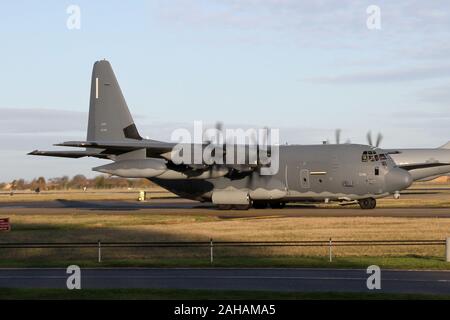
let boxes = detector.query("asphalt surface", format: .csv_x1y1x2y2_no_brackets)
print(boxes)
1,199,450,217
0,268,448,295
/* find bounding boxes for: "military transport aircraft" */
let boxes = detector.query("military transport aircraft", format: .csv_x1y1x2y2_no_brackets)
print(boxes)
29,60,414,210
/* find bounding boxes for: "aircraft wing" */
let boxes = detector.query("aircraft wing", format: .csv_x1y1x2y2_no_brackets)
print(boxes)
440,141,450,149
28,150,111,159
31,140,267,175
398,162,450,171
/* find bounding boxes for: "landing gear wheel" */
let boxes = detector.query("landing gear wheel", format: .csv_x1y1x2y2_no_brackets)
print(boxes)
253,201,268,209
358,198,376,209
269,202,286,209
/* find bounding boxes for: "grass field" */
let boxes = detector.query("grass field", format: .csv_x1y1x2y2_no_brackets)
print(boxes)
1,288,449,300
0,185,449,269
0,208,449,268
0,256,448,270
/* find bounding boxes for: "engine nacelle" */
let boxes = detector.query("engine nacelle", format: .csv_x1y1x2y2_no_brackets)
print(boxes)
93,159,229,180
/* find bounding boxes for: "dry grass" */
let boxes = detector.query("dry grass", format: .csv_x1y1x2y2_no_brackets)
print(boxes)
0,183,449,264
1,209,448,262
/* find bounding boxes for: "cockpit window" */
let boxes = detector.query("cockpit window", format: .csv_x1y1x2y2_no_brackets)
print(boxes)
362,150,383,163
362,151,368,162
362,150,393,167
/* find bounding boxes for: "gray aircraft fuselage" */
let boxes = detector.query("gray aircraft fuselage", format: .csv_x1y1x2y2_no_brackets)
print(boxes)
150,144,411,205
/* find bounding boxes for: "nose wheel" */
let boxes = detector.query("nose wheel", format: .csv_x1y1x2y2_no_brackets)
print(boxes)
358,198,376,209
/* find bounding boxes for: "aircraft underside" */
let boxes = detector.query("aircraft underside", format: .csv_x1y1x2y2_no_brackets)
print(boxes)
149,177,384,210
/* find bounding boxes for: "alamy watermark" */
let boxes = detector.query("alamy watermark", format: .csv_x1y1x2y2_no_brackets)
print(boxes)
366,5,381,30
66,4,81,30
366,265,381,290
169,121,280,176
66,265,81,290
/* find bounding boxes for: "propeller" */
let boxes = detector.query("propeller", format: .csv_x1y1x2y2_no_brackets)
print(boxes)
335,129,341,144
245,126,272,189
215,122,223,144
366,131,383,147
199,121,225,173
327,129,351,145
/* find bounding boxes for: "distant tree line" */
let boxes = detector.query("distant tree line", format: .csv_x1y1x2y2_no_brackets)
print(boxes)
0,175,155,191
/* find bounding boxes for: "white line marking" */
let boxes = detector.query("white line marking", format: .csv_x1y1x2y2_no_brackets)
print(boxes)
95,77,99,99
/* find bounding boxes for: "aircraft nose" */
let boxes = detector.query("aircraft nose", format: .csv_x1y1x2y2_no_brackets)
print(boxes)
385,168,413,192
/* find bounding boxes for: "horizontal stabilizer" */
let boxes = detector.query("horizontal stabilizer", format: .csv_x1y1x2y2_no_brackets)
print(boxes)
54,140,175,157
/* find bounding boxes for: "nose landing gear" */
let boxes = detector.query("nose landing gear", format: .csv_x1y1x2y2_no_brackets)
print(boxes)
358,198,376,209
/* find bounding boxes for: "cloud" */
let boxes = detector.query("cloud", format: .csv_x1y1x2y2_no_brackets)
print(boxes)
390,110,450,119
0,108,87,134
155,1,450,36
155,0,366,36
417,85,450,105
306,65,450,84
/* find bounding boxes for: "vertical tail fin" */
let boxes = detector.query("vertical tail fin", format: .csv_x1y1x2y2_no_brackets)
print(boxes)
87,60,142,142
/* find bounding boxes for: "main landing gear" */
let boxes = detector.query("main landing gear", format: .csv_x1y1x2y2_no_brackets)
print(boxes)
358,198,376,209
252,201,286,209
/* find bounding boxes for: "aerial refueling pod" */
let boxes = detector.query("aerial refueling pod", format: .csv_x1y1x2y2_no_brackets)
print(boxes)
93,159,229,180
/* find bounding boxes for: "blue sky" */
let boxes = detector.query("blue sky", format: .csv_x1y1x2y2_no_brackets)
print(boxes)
1,0,450,181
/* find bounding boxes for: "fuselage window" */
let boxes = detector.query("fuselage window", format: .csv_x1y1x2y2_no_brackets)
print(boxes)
379,154,387,160
375,167,379,176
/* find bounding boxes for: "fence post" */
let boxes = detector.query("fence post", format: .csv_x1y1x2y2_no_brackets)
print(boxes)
210,238,214,265
98,240,102,263
446,238,450,262
329,238,332,262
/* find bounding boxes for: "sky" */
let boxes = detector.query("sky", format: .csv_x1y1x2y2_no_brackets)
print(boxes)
1,0,450,181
